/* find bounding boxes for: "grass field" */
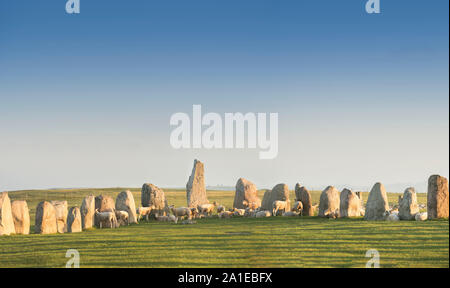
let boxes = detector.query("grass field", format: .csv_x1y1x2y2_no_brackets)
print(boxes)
1,187,448,268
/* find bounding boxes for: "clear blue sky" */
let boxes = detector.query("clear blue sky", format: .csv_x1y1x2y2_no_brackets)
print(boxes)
0,0,448,192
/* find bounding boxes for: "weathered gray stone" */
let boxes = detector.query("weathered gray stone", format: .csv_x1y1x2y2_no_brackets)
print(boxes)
35,201,58,234
67,207,82,233
233,178,261,209
95,195,116,227
339,188,361,217
364,182,389,221
80,195,95,229
398,187,419,220
51,200,68,233
318,186,340,217
11,200,30,235
0,192,16,236
186,159,208,208
261,184,290,212
141,183,169,215
427,175,449,219
295,184,313,216
116,190,137,224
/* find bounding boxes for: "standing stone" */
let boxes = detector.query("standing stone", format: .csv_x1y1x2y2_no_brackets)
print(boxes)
67,207,82,233
364,182,389,221
261,184,290,212
141,183,169,215
186,159,208,208
116,190,137,223
0,192,16,236
233,178,261,209
11,200,30,235
339,188,361,218
318,186,340,217
295,184,313,216
398,187,419,220
427,175,449,219
95,195,116,227
35,201,58,234
80,195,95,230
51,201,68,233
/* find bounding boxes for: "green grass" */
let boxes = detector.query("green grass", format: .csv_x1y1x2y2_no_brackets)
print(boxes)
1,188,447,268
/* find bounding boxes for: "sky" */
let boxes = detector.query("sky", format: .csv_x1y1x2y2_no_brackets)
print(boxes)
0,0,448,192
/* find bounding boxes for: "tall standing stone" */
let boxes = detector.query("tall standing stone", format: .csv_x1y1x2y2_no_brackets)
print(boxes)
51,200,68,233
95,195,116,227
35,201,58,234
233,178,261,209
427,175,449,219
186,159,208,208
141,183,169,215
364,182,389,221
261,184,290,212
67,207,82,233
80,195,95,230
339,188,361,218
398,187,419,220
0,192,16,236
116,190,138,223
295,184,313,216
318,186,340,217
11,200,30,235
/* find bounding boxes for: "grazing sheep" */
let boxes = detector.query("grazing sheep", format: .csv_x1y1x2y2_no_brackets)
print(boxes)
95,209,117,229
190,207,199,218
233,208,245,217
415,212,427,221
272,200,288,216
292,201,303,214
197,202,217,216
218,211,233,219
136,206,154,222
255,210,271,218
282,211,299,217
155,214,178,223
386,211,400,221
170,205,192,220
242,200,260,210
115,210,129,226
217,205,226,214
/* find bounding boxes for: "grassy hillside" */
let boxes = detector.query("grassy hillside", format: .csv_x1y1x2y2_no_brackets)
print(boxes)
1,188,446,268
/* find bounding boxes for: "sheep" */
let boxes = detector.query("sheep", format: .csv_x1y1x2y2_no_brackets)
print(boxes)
170,205,192,220
244,207,256,217
115,210,129,226
155,214,178,223
282,211,299,217
95,209,117,229
217,205,226,214
233,208,245,217
415,212,427,221
272,200,288,216
197,202,217,216
136,206,154,222
292,201,303,214
190,207,200,219
218,211,233,219
255,210,271,218
386,211,399,221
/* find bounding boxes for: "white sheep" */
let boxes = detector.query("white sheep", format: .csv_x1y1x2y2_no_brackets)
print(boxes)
233,208,245,217
197,202,217,216
415,212,427,221
218,211,233,219
272,200,288,216
217,205,226,214
386,211,400,221
95,209,117,228
136,206,154,222
291,201,303,214
282,211,299,217
115,210,129,226
170,205,192,220
255,210,272,218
